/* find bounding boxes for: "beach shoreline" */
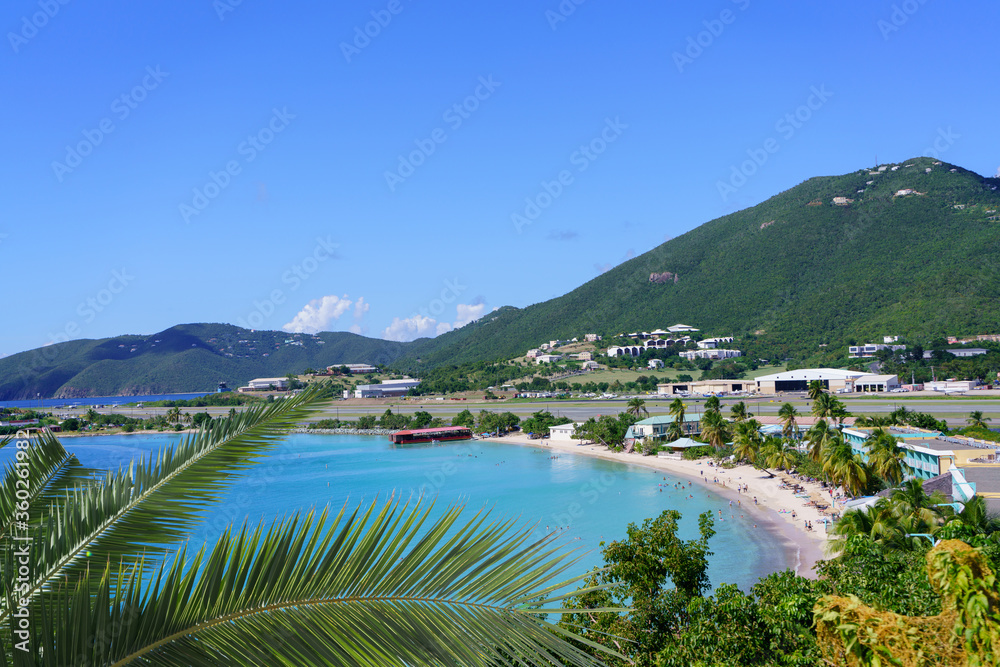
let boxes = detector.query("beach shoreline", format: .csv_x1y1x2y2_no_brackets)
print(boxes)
480,433,831,578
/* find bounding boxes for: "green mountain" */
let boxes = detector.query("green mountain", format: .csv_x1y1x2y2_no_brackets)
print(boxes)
395,157,1000,370
0,323,406,400
6,157,999,398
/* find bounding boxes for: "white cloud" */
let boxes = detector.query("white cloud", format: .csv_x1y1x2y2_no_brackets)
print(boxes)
454,302,487,328
996,166,1000,178
382,315,440,342
354,297,369,320
381,301,488,342
283,294,354,334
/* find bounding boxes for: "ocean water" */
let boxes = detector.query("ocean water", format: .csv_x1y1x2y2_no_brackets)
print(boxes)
7,433,790,592
0,392,211,409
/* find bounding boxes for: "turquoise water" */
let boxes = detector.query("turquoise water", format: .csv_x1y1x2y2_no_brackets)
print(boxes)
11,433,789,591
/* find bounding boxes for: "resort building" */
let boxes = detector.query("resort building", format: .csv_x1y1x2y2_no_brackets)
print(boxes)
679,349,742,361
624,414,705,444
574,352,594,361
585,333,602,342
753,368,899,393
697,337,735,349
843,426,997,481
947,348,989,358
353,378,420,399
526,349,540,359
667,324,699,333
648,359,664,369
848,343,907,358
327,363,378,374
535,354,563,364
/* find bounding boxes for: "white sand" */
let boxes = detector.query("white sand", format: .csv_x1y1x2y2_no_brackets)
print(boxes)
481,433,835,578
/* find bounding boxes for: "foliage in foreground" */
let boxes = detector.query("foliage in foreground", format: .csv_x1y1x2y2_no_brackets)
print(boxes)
816,539,1000,667
0,385,621,666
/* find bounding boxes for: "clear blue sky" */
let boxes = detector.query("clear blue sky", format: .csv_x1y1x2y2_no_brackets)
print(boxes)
2,0,997,356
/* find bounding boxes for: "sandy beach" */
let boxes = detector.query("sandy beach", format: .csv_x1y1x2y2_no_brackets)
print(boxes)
481,433,834,578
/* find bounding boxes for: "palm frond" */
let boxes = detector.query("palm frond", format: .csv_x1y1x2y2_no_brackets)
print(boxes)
40,498,622,667
3,384,328,626
0,430,93,542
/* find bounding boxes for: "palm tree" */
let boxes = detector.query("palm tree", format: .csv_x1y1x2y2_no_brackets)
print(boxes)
830,500,904,553
626,397,649,419
822,430,869,496
807,380,825,401
0,385,619,665
729,401,749,423
764,437,798,472
805,418,833,463
704,395,721,414
166,406,182,424
732,419,762,464
967,410,992,429
668,397,686,433
942,495,1000,537
777,402,799,439
700,410,731,450
865,428,909,486
812,392,843,424
666,420,683,442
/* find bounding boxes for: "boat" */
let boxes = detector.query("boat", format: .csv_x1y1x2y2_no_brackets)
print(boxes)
389,426,473,444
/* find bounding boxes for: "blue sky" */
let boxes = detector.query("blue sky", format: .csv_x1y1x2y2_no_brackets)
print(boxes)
2,0,998,356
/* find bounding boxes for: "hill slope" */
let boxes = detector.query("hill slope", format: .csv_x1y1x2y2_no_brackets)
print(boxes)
395,157,1000,369
7,157,999,397
0,324,407,400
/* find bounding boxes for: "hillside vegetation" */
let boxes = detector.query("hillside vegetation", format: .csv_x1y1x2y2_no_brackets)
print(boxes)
7,158,1000,397
395,157,1000,370
0,323,406,400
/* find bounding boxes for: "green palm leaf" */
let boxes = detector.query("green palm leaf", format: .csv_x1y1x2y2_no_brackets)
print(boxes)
0,430,93,540
39,498,622,666
3,384,328,627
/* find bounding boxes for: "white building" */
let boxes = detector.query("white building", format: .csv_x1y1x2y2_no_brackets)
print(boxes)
648,359,664,369
585,334,602,342
697,337,734,349
679,349,742,361
525,349,540,359
549,422,583,441
535,354,563,364
754,368,898,393
848,343,907,358
947,348,989,358
244,377,289,391
667,323,699,333
581,361,599,370
354,378,421,399
327,363,378,374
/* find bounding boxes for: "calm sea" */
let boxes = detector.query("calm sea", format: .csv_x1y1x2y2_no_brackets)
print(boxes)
0,392,211,409
6,432,790,591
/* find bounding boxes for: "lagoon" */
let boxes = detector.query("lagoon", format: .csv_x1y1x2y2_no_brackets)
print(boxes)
16,432,791,591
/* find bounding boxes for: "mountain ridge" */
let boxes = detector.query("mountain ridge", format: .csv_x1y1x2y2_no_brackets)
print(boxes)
5,157,999,398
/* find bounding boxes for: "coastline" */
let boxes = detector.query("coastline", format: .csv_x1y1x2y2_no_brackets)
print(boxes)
480,433,831,578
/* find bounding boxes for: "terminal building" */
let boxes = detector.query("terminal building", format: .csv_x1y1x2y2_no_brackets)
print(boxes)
753,368,899,393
